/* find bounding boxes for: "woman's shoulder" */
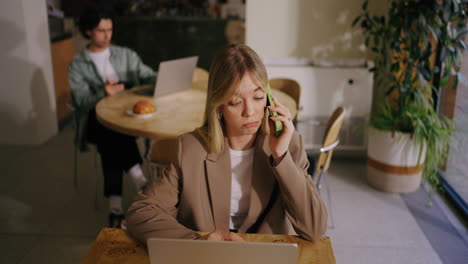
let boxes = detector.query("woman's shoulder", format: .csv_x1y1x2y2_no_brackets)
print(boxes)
178,131,210,156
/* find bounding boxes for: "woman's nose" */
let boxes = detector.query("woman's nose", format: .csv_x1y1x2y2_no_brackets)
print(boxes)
242,101,255,117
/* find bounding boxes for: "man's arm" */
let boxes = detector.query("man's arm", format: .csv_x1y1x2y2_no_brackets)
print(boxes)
129,50,156,84
68,61,106,112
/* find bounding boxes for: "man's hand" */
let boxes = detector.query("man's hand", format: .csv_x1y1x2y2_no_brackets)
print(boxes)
104,80,124,96
196,230,244,241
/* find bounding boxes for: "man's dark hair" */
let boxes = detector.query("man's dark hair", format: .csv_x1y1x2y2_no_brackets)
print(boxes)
78,4,115,39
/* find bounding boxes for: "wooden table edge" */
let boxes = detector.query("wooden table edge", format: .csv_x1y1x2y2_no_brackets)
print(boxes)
82,228,335,264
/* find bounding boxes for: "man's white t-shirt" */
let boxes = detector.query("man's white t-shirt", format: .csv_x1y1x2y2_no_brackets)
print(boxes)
86,48,119,82
229,147,254,230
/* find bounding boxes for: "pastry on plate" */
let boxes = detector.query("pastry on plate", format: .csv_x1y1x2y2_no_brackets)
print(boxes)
133,100,155,114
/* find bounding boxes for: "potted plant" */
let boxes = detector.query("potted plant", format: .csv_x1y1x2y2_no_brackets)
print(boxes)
353,0,467,193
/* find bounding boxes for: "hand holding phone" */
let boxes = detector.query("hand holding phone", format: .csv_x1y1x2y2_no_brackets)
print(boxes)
118,81,134,90
266,83,283,137
104,79,124,96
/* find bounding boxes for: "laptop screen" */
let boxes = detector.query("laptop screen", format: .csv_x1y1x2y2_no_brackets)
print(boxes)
147,238,298,264
154,56,198,97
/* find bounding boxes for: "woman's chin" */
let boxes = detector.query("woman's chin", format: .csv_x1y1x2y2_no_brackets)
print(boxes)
241,126,260,135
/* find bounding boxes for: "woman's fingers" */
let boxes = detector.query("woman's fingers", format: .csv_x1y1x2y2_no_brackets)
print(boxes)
228,232,244,242
269,106,293,128
269,96,292,120
272,96,285,108
199,230,245,241
268,105,291,120
272,96,290,112
270,114,294,130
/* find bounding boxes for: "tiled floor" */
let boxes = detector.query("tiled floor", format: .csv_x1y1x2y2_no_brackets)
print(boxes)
322,160,442,263
0,125,462,263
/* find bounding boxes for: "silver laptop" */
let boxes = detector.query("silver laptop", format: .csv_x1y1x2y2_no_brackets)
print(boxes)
147,238,298,264
153,56,198,97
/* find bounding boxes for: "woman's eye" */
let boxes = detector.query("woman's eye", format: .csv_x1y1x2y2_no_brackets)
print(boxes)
228,101,241,106
254,96,265,100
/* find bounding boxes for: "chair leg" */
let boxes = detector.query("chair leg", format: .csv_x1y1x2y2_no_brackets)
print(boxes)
93,150,99,169
143,138,155,183
316,171,324,190
93,150,100,210
316,171,335,229
154,164,163,180
74,147,79,190
151,164,168,182
144,138,151,159
153,164,158,181
94,176,100,210
323,172,335,229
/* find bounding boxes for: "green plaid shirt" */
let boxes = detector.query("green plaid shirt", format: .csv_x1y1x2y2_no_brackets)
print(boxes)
68,45,156,151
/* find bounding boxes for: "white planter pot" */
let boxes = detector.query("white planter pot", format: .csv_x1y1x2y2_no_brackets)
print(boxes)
366,127,427,193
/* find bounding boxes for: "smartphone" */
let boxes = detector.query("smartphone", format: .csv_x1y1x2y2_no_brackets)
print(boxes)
266,83,283,137
119,81,135,90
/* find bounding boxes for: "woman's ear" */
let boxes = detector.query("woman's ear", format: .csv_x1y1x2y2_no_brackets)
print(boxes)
86,30,92,38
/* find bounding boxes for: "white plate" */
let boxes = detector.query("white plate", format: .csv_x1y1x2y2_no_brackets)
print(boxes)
126,109,156,118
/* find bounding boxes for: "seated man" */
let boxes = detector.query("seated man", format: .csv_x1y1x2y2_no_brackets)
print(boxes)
68,4,156,228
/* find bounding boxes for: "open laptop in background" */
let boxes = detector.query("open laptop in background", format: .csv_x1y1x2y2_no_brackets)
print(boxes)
136,56,198,96
153,56,198,97
147,238,298,264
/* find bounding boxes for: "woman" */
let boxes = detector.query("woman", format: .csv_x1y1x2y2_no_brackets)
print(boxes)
127,44,327,244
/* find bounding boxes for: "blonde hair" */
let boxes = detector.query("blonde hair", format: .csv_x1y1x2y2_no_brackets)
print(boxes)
196,44,270,153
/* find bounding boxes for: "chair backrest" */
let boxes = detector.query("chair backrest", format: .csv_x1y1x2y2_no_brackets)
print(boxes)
316,107,345,174
268,78,301,120
192,67,209,90
150,138,178,177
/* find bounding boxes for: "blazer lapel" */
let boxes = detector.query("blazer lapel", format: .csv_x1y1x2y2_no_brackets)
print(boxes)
238,134,275,232
205,143,232,230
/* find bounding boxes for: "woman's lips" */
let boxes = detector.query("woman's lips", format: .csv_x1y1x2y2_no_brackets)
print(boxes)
243,122,259,128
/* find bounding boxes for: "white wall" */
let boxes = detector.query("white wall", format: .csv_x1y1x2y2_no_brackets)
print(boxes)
246,0,389,153
246,0,387,59
0,0,58,145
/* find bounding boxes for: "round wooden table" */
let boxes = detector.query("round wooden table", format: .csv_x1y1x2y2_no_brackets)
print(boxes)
96,85,297,139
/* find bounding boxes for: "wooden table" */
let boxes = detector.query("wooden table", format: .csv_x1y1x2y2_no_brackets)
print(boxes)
82,228,336,264
96,85,297,139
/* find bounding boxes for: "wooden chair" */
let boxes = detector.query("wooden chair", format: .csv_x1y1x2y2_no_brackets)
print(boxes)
314,106,345,229
149,138,178,179
268,78,301,121
192,67,209,91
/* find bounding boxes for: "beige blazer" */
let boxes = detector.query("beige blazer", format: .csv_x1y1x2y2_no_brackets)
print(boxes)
127,131,327,244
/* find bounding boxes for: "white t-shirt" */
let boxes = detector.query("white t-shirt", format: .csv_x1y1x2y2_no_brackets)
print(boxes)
86,48,119,82
229,147,254,230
